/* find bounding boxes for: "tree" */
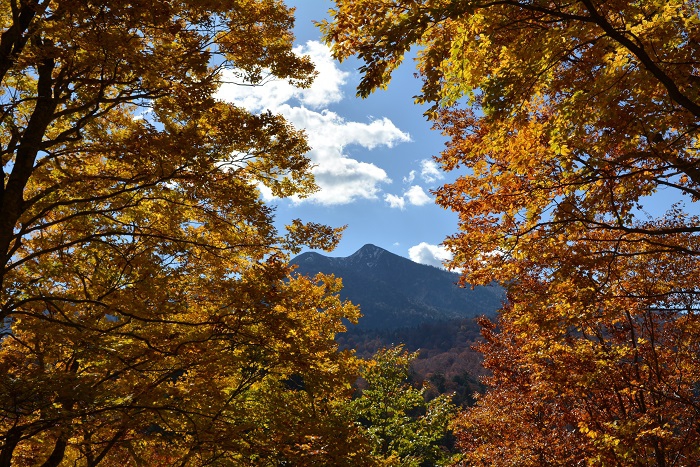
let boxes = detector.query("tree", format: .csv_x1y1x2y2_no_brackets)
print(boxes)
0,1,369,464
324,0,700,464
350,346,456,467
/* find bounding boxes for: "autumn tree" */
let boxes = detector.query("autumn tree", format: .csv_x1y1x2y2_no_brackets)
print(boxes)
0,1,370,465
350,346,456,467
324,0,700,464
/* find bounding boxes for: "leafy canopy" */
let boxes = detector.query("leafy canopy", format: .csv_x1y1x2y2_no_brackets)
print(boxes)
324,0,700,464
0,1,368,465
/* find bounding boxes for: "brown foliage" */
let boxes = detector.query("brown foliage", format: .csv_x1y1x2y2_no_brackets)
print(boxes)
325,0,700,464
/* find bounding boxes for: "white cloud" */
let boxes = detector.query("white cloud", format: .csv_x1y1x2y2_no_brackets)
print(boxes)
384,185,432,209
408,242,453,268
384,193,406,210
420,159,444,183
311,156,390,205
403,170,416,184
280,106,408,152
404,185,431,206
215,41,348,111
256,183,275,203
295,41,348,108
215,41,410,205
280,106,406,204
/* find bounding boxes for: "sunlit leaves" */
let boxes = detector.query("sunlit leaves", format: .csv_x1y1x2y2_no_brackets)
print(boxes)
349,346,456,467
326,0,700,464
0,1,368,464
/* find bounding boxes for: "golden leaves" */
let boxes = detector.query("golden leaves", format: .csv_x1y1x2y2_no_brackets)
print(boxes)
327,0,700,464
0,0,366,464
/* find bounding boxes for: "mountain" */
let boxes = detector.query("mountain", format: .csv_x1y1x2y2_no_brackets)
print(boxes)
290,244,504,330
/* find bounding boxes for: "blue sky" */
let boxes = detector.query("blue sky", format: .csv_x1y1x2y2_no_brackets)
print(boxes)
217,0,460,267
215,0,697,268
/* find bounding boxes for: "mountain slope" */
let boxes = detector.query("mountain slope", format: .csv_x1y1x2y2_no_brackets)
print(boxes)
290,244,504,330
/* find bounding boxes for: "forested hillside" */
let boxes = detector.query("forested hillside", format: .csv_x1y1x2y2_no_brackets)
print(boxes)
292,244,500,407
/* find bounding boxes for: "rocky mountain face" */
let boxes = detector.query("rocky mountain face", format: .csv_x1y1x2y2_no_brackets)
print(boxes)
290,244,504,330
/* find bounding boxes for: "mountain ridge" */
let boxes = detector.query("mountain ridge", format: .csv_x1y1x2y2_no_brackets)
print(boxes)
290,244,504,330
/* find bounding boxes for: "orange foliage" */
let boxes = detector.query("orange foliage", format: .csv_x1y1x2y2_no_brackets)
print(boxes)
325,0,700,463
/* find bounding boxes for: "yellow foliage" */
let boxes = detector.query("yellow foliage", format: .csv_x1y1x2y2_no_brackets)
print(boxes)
0,1,370,465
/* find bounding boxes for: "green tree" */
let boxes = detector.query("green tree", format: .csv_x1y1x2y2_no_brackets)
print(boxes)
350,346,456,467
0,1,369,464
324,0,700,464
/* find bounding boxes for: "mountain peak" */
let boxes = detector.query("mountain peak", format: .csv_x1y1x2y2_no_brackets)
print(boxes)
357,243,383,253
290,245,504,330
349,243,384,261
347,244,397,269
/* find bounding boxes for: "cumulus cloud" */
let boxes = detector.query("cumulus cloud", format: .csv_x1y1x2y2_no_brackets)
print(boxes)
281,106,408,152
404,185,431,206
420,159,444,183
312,155,391,205
256,183,275,203
279,106,407,204
384,193,406,210
384,185,432,209
215,41,410,205
215,41,347,111
408,242,453,268
403,170,416,184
